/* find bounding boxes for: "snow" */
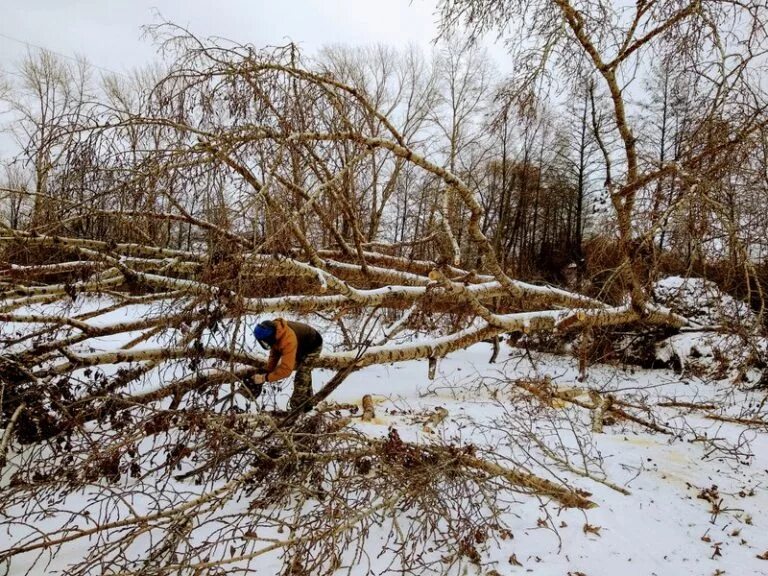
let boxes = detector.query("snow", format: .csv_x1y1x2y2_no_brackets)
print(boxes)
4,298,768,575
654,276,756,329
652,277,767,381
339,349,768,575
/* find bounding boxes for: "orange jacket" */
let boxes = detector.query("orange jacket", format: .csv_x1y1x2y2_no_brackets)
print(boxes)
263,318,323,382
264,319,299,382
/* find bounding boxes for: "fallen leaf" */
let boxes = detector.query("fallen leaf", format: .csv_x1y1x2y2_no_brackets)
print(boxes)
583,523,601,536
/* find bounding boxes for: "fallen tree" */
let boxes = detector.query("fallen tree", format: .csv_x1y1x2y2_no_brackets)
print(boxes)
2,15,764,573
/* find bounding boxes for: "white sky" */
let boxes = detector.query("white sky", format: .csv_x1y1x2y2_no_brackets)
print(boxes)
0,0,455,75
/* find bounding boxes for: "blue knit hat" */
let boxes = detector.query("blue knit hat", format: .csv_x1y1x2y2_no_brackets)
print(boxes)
253,320,277,350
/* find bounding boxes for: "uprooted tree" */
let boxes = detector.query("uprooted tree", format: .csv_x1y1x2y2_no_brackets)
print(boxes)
2,2,768,573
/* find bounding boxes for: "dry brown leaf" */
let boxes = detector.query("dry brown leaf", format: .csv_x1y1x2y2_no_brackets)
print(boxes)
583,523,601,536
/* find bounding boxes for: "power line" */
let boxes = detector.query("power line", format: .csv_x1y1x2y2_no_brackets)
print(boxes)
0,31,127,77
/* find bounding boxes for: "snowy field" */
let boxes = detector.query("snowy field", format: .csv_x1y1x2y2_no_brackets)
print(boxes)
2,296,768,575
331,348,768,575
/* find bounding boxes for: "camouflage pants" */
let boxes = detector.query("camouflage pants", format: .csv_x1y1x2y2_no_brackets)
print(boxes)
290,349,320,410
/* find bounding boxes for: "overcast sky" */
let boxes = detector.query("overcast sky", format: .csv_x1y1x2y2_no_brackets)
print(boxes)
0,0,459,75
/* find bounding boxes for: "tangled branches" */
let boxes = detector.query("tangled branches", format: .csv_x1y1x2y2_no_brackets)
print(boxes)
0,399,592,576
1,22,739,575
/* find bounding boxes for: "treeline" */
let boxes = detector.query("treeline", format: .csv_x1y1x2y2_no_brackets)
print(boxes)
0,41,595,280
1,18,767,298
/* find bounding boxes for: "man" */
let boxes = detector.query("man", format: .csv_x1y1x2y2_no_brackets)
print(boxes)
248,318,323,410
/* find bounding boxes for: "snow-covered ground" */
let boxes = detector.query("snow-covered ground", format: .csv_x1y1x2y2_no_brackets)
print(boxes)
3,297,768,575
330,347,768,575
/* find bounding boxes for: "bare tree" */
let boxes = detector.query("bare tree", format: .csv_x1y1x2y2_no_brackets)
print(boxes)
440,0,768,310
2,51,96,230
